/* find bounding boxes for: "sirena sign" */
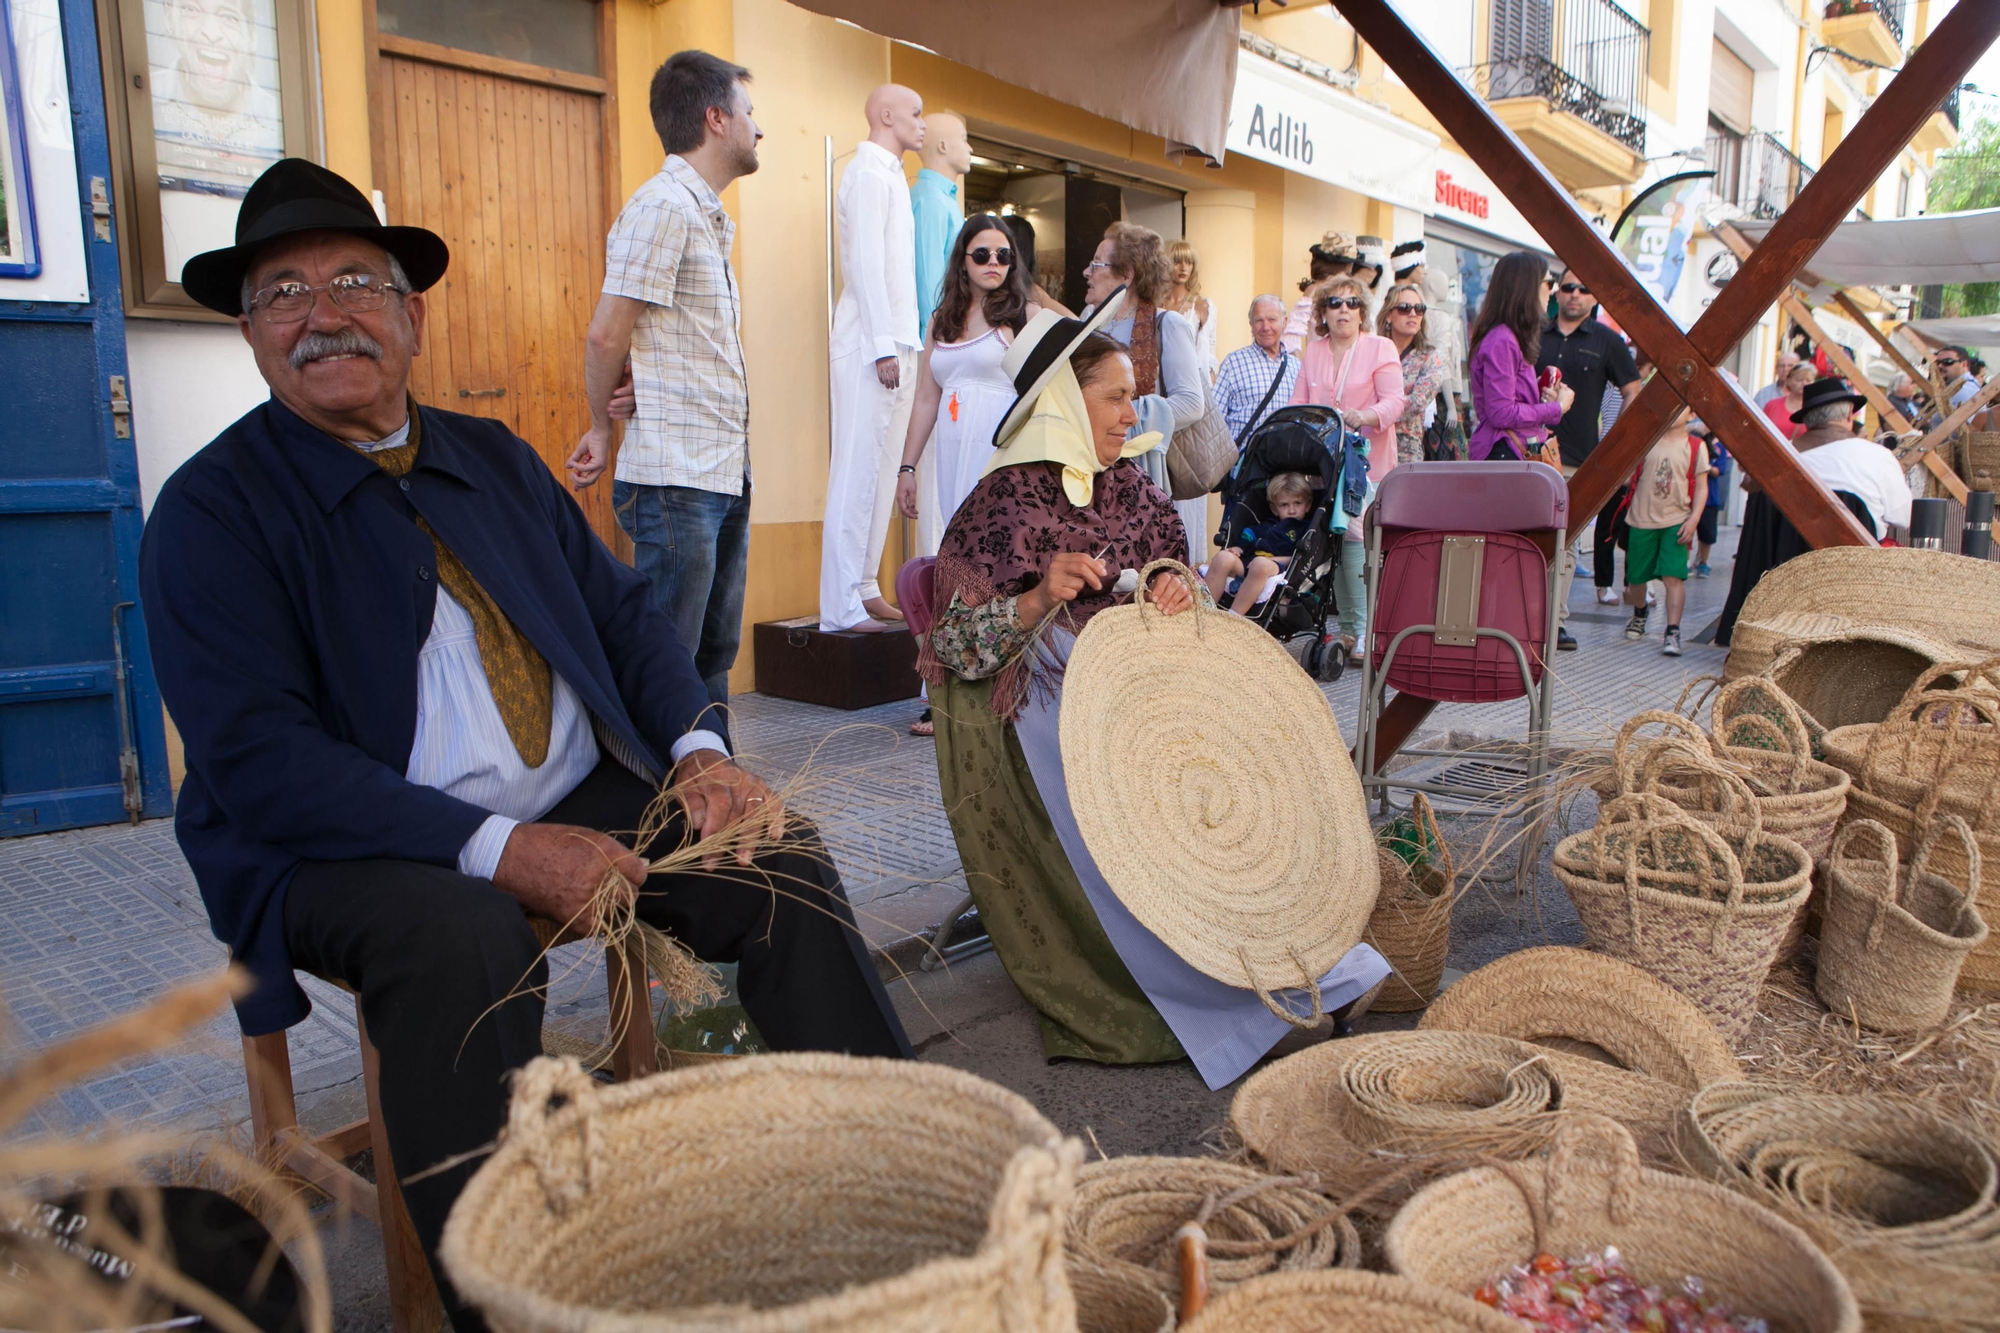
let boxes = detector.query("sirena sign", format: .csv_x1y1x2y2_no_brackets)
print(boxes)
1225,54,1438,211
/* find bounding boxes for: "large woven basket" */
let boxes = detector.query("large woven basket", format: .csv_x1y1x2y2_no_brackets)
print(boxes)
1722,610,1854,681
1762,628,1968,732
1059,561,1377,1008
439,1055,1081,1333
1682,1084,2000,1328
1818,818,1990,1032
1554,794,1810,1042
1364,794,1454,1012
1384,1116,1861,1333
1820,667,2000,820
1418,947,1739,1089
1704,679,1849,862
1964,429,2000,492
1177,1270,1519,1333
1728,546,2000,664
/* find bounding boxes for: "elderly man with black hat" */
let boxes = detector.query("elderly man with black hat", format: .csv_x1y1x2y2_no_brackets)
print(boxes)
1715,377,1910,643
138,159,911,1328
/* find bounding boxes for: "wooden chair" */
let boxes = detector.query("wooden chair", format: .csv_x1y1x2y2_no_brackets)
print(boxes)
241,918,656,1333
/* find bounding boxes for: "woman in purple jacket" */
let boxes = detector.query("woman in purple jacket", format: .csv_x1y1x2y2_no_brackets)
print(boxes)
1467,251,1573,460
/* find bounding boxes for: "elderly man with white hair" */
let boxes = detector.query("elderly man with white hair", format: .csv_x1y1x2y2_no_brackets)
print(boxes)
1214,294,1300,447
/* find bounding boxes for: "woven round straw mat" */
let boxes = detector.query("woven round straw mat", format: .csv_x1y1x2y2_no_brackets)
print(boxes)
1060,561,1377,994
439,1054,1080,1333
1177,1270,1519,1333
1418,947,1740,1089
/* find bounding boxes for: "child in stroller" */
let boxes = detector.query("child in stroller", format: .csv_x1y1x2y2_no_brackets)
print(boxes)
1204,472,1314,614
1212,405,1371,681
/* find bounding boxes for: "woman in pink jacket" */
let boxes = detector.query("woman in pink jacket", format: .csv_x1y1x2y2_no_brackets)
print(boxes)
1289,274,1405,662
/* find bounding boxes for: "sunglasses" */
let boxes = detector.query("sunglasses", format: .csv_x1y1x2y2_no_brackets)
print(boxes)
1936,357,1963,367
1390,302,1427,316
1541,276,1556,287
1319,296,1366,311
1556,282,1588,294
968,246,1013,266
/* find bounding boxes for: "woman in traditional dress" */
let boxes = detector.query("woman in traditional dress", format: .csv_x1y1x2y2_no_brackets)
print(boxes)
923,293,1387,1084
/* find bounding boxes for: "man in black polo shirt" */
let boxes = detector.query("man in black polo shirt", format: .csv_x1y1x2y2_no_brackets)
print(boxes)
1538,266,1642,650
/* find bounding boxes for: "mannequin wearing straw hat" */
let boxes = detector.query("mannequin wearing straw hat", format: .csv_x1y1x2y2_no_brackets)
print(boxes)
920,290,1388,1086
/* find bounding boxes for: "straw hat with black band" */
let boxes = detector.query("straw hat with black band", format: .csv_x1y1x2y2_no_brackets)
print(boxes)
179,158,449,316
1791,376,1869,423
990,286,1133,447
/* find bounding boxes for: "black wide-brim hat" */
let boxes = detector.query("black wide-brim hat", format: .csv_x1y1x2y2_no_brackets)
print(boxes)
180,157,449,315
991,286,1131,446
1791,376,1869,423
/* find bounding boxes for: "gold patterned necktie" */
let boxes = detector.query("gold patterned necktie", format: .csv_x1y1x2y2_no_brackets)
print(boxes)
354,409,554,767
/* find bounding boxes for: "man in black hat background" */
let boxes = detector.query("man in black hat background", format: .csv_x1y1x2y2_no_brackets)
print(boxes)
139,157,910,1329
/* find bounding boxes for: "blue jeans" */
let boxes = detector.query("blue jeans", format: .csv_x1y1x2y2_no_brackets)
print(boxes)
613,481,751,730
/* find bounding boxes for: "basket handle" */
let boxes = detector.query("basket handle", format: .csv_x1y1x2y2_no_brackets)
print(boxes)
1906,813,1984,934
1895,655,2000,706
1617,808,1748,950
1630,739,1766,840
1712,678,1814,769
1610,710,1712,793
1134,559,1208,634
1863,688,2000,803
1239,944,1326,1030
1406,792,1455,888
1543,1114,1643,1232
1672,674,1724,724
1711,715,1805,794
506,1056,604,1217
1831,818,1905,957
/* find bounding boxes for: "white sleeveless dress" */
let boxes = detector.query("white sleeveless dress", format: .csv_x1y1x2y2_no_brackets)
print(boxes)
928,328,1017,525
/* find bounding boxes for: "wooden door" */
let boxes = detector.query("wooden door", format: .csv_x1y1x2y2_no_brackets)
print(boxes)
372,38,622,548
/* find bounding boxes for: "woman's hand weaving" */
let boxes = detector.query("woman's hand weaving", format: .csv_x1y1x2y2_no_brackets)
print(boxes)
673,750,788,870
1017,553,1108,624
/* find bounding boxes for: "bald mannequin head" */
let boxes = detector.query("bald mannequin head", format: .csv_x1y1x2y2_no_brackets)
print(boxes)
864,83,925,156
919,111,970,180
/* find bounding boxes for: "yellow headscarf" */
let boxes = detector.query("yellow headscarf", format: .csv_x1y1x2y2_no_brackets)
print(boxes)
981,360,1162,508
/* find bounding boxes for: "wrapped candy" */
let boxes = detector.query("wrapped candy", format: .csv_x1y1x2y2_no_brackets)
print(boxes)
1473,1250,1770,1333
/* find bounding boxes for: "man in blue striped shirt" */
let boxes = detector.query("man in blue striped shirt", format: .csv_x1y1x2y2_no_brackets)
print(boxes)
1214,295,1299,445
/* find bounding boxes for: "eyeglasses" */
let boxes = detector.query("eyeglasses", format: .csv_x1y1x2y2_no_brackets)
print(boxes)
968,247,1013,266
249,272,404,322
1319,296,1366,311
1556,282,1588,294
1541,276,1555,288
1389,302,1427,316
1083,259,1112,273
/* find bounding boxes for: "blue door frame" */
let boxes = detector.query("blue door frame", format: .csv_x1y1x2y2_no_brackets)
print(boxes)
0,0,171,834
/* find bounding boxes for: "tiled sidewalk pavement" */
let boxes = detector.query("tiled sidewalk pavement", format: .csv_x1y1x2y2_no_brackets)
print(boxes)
0,532,1740,1140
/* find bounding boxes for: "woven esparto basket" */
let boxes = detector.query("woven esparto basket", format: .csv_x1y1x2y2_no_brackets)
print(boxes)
1059,560,1378,1012
1418,946,1739,1089
1177,1270,1519,1333
1821,668,2000,821
1554,794,1810,1043
1729,545,2000,664
1711,673,1826,759
1066,1156,1357,1311
1384,1115,1861,1333
1231,1031,1689,1188
1682,1083,2000,1327
1721,610,1853,682
1839,784,2000,995
1763,627,1968,732
1818,818,1990,1032
439,1055,1081,1333
1365,794,1454,1012
1705,679,1849,862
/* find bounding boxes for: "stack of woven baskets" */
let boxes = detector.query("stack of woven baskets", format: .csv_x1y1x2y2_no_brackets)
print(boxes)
1820,660,2000,995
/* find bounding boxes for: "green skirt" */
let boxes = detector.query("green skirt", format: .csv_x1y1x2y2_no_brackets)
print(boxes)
931,672,1183,1064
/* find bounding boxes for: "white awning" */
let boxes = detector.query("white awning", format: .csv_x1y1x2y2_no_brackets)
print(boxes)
1734,207,2000,289
1225,53,1440,211
1900,314,2000,353
791,0,1240,163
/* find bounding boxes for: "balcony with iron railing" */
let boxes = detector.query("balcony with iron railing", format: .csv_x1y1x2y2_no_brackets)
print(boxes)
1822,1,1906,68
1461,0,1650,187
1915,81,1963,153
1741,132,1816,221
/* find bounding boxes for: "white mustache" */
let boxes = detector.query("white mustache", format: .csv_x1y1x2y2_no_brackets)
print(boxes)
290,329,383,369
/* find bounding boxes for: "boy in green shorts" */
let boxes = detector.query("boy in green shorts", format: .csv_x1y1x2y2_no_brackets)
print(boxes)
1622,421,1708,656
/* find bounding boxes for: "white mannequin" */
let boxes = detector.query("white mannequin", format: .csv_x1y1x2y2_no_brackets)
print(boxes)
918,111,970,185
821,84,925,632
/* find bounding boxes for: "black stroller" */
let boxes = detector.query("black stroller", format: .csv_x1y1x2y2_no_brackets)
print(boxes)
1213,405,1371,681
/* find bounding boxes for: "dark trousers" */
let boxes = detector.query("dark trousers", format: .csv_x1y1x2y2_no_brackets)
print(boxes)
1594,486,1628,589
283,760,911,1330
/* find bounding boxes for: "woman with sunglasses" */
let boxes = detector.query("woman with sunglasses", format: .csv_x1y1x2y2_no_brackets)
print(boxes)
1466,251,1573,462
1288,273,1406,660
1377,281,1449,465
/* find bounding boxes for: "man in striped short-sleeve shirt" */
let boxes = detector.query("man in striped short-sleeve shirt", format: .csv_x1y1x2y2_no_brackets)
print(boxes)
573,50,759,725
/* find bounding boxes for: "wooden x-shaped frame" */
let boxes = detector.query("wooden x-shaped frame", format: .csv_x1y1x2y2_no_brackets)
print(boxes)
1329,0,2000,762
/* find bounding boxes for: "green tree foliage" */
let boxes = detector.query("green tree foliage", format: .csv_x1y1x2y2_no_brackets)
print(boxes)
1926,109,2000,317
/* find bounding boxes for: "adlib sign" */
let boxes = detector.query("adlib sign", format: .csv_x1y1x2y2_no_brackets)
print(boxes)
1225,54,1437,211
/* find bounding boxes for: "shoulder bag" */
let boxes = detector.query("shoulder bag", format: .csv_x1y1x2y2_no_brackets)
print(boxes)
1161,312,1238,501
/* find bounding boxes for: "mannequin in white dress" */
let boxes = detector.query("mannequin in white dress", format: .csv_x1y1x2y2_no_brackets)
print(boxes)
896,214,1044,533
1167,238,1217,382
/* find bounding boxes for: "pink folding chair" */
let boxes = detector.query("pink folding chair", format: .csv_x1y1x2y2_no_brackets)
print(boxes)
1354,462,1568,817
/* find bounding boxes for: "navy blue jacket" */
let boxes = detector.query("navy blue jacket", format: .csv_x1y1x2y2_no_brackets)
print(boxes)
138,398,713,1035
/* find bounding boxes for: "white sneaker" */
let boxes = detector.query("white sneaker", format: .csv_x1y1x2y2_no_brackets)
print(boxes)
1596,588,1619,605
